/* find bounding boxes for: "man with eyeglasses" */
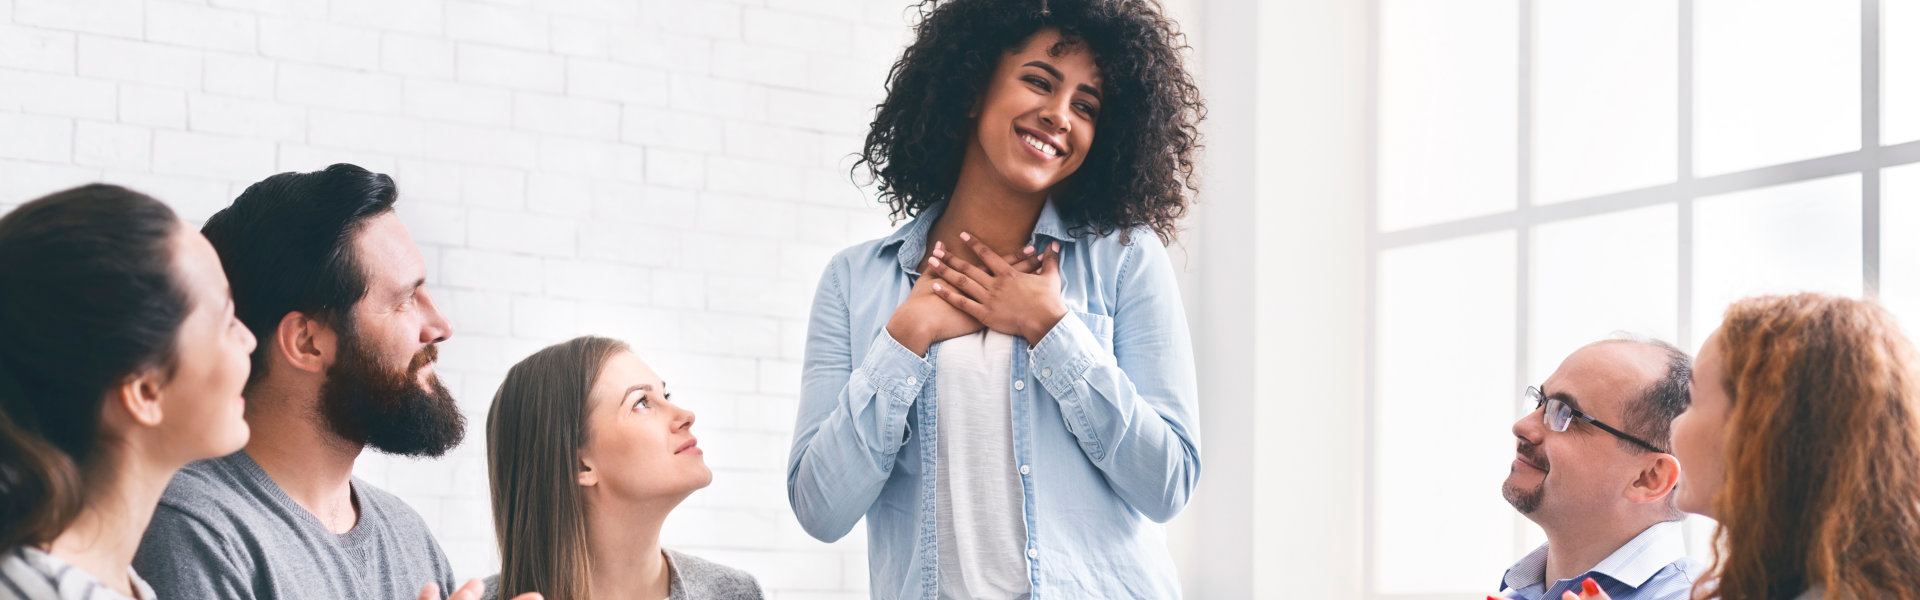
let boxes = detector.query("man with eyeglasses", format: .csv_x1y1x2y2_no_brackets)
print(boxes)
1495,338,1697,600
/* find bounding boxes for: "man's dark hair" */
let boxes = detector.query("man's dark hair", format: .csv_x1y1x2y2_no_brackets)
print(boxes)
202,163,398,388
856,0,1204,244
1613,336,1692,454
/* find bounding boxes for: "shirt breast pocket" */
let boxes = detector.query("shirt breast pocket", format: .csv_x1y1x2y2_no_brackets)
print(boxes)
1072,309,1115,353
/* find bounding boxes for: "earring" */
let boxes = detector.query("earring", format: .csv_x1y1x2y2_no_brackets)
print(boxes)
1040,0,1050,17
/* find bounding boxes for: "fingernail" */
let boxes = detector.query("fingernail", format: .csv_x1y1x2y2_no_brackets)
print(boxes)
1582,578,1599,594
929,257,940,267
960,232,971,241
1025,245,1035,254
933,282,942,291
1050,242,1060,251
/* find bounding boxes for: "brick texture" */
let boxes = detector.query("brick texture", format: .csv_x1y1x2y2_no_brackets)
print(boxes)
0,1,931,596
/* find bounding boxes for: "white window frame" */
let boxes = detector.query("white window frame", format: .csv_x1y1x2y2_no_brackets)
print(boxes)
1362,1,1920,598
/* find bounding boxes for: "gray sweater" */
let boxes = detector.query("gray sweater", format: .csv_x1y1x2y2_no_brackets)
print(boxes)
481,549,763,600
131,451,458,600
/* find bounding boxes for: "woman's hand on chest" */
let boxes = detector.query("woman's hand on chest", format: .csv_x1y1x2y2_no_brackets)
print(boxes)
926,233,1068,347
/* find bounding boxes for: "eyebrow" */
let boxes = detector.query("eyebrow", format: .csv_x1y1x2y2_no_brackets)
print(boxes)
390,277,426,302
1022,61,1103,100
624,383,653,406
1547,389,1588,414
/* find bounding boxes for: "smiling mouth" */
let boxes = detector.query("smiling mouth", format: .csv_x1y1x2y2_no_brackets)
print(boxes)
1019,131,1063,158
1514,453,1546,472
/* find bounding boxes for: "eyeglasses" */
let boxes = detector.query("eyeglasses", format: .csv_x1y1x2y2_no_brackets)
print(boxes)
1525,386,1666,454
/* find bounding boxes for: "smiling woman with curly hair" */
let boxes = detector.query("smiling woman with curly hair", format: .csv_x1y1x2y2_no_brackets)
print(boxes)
858,0,1202,243
788,0,1205,597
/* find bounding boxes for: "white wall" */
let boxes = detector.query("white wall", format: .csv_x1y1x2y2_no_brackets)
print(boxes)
1246,1,1369,596
0,0,1286,598
1175,0,1372,597
0,1,914,597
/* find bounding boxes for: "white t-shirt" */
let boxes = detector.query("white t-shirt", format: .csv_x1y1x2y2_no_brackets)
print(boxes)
934,330,1032,600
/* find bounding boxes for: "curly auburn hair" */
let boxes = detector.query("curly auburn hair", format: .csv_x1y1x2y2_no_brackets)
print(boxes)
856,0,1204,244
1704,293,1920,600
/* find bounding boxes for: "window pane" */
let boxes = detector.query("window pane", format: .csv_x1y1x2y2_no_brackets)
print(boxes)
1535,0,1678,203
1695,0,1860,176
1888,0,1920,145
1692,174,1863,335
1530,205,1681,382
1375,231,1516,594
1378,0,1516,231
1881,163,1920,340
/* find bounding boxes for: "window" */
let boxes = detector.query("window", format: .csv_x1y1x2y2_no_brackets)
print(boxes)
1366,1,1920,597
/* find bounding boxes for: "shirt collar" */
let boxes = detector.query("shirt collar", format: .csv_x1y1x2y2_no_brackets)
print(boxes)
1029,199,1070,243
876,199,1073,276
1502,520,1690,593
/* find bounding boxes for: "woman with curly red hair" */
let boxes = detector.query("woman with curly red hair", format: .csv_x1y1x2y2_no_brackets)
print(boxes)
1566,293,1920,600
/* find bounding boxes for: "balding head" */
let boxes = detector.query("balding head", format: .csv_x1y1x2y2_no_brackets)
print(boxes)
1589,337,1692,454
1505,336,1692,525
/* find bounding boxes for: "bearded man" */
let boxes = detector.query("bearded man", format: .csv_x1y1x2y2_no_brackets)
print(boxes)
135,164,524,600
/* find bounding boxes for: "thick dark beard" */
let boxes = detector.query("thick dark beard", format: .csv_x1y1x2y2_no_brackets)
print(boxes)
1502,441,1549,514
317,331,465,458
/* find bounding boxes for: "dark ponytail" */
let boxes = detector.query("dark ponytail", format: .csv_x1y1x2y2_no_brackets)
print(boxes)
0,367,83,550
0,184,189,549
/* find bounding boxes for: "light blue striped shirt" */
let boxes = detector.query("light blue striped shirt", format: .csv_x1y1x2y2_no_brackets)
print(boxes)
1499,520,1697,600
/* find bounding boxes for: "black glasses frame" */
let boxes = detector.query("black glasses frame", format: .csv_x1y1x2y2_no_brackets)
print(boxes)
1526,386,1667,454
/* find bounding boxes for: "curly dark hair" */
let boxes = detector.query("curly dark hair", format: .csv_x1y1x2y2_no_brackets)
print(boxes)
856,0,1204,244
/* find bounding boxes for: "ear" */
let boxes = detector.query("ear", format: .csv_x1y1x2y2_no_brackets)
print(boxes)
275,311,337,375
577,454,598,488
114,368,167,428
1625,453,1682,504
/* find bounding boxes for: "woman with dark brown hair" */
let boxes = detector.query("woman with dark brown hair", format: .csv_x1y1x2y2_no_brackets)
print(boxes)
481,336,761,600
0,185,256,599
1566,292,1920,600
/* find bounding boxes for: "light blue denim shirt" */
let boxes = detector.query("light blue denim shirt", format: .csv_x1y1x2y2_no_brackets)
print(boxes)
787,201,1201,599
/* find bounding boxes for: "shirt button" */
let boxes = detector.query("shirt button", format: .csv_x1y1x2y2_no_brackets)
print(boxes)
1020,465,1031,475
1040,368,1051,378
906,377,917,386
1013,380,1026,391
1027,548,1038,559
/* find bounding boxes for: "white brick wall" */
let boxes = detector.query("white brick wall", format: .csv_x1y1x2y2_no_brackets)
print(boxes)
0,1,922,597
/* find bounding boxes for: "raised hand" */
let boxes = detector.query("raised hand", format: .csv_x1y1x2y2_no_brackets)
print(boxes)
926,233,1067,347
